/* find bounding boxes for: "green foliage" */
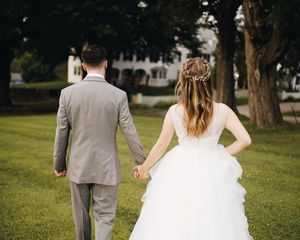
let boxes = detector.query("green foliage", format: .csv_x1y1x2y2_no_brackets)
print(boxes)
53,63,67,82
153,101,176,109
12,81,69,90
133,86,175,96
236,96,249,105
10,56,23,72
20,0,202,65
282,111,300,117
20,52,53,83
0,114,299,239
235,31,247,89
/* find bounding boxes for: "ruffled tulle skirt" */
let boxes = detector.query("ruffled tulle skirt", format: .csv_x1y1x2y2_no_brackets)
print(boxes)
129,144,253,240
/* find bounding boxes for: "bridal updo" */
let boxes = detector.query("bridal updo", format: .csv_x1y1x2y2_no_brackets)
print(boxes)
175,57,214,137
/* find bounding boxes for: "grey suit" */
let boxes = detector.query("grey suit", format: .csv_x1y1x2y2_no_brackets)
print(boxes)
53,75,146,240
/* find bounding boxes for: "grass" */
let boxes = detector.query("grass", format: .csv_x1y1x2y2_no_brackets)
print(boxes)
0,114,300,239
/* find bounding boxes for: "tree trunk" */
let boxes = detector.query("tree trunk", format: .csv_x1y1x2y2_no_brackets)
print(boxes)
215,33,237,113
0,47,14,108
243,0,286,126
244,32,283,126
213,0,241,114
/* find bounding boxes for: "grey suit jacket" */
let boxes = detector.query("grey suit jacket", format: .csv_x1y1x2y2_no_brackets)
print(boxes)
53,75,146,185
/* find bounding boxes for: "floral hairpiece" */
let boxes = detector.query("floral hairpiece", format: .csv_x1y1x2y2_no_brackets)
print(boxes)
182,58,211,82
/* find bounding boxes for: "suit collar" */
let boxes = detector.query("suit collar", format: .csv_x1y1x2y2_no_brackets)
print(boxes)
83,75,107,82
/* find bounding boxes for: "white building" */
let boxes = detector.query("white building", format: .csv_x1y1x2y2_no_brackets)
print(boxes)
67,28,217,87
291,74,300,91
68,55,83,83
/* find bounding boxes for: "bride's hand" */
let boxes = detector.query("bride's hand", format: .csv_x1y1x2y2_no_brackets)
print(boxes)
133,165,149,180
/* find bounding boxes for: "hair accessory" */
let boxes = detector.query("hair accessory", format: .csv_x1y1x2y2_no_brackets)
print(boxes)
182,58,211,82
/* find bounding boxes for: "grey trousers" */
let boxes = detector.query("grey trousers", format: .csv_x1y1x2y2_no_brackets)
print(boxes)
70,182,118,240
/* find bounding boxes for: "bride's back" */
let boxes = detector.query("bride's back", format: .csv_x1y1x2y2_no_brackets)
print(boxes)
170,102,229,148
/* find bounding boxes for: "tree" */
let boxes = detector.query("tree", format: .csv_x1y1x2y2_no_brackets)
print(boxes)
20,52,53,83
0,0,202,107
0,0,26,107
278,38,300,76
23,0,201,74
243,0,300,126
200,0,242,113
235,30,247,89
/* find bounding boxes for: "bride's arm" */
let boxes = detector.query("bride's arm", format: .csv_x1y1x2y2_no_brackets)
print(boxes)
135,108,175,178
225,107,252,155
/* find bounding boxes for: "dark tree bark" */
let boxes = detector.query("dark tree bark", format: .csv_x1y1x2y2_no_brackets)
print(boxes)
213,0,241,113
243,0,288,126
0,46,14,108
215,31,237,112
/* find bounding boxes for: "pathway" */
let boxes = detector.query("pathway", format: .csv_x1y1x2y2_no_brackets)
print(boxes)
237,102,300,124
139,102,300,124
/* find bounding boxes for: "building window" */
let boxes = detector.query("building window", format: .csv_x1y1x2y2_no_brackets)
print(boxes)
163,71,167,79
152,70,157,79
74,66,77,75
111,68,120,79
177,52,182,62
77,66,81,75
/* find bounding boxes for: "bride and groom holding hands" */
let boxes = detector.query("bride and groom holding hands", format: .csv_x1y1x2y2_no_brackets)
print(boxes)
53,44,253,240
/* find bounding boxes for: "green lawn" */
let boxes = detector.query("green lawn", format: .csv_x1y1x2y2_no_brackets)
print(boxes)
0,114,299,239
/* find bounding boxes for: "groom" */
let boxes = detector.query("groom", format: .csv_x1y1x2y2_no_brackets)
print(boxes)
53,45,146,240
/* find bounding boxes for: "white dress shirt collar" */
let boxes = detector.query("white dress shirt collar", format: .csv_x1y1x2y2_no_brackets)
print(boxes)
86,73,105,78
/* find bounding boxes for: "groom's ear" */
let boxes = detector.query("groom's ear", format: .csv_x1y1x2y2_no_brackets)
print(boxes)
82,63,87,72
104,60,108,69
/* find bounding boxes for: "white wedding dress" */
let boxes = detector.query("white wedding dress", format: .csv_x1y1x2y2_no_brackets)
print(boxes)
130,103,253,240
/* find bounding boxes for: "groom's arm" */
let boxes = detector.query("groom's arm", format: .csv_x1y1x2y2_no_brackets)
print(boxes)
118,92,146,165
53,90,70,171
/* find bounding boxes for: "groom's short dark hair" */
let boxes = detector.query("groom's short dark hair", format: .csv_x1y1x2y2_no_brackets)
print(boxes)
81,45,107,67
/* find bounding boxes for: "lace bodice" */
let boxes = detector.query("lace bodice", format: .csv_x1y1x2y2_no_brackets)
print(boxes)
170,102,229,148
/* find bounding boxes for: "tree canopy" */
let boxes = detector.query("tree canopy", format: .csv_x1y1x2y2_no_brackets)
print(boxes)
0,0,202,107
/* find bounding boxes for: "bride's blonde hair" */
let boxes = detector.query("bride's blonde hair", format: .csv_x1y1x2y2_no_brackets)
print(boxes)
175,57,214,136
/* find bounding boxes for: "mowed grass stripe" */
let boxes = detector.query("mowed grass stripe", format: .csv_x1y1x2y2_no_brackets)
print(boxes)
0,114,299,239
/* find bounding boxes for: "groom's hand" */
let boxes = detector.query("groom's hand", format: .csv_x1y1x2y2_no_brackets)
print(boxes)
133,165,149,180
54,169,67,177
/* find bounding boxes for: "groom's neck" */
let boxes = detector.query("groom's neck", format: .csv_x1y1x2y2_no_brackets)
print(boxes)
87,68,106,76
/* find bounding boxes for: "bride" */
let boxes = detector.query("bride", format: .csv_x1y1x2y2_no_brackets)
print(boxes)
130,57,253,240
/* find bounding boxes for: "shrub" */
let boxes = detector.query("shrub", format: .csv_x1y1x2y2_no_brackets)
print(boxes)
153,101,176,109
54,63,67,81
133,86,175,96
10,88,61,102
20,52,53,83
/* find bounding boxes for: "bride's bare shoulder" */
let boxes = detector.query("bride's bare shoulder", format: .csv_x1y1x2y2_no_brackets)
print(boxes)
169,103,179,110
213,101,230,109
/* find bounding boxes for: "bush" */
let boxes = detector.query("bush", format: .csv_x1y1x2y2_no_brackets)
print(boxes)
153,101,176,109
133,86,175,96
54,62,67,81
10,88,61,102
20,52,53,83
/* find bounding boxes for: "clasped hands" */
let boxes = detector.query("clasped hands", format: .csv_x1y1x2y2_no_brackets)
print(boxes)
133,165,149,180
54,166,149,180
54,169,66,177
